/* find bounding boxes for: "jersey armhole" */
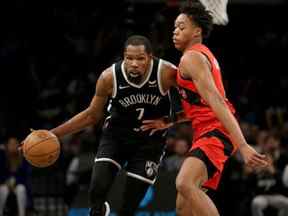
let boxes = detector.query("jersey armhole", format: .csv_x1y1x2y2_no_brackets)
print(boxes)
168,90,173,117
112,64,117,98
157,59,168,96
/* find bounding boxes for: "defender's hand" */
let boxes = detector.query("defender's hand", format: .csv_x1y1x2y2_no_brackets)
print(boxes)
141,118,173,136
239,144,269,169
17,141,24,153
18,128,35,152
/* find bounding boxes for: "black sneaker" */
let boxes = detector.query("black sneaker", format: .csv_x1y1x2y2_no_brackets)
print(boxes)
89,202,110,216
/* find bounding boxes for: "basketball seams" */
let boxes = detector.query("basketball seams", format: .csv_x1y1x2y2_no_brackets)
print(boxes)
25,149,60,167
27,147,60,157
23,130,60,167
24,136,59,154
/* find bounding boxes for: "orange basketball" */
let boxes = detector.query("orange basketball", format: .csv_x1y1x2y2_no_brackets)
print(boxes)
23,130,60,168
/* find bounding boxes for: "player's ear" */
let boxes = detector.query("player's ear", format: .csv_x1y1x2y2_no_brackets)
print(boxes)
194,27,202,37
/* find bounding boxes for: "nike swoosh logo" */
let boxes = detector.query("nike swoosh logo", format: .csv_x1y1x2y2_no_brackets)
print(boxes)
119,85,130,89
148,80,157,85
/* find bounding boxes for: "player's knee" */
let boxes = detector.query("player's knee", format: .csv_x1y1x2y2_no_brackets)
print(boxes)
176,174,195,196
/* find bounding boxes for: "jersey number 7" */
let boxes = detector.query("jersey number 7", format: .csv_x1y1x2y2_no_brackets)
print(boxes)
136,108,145,120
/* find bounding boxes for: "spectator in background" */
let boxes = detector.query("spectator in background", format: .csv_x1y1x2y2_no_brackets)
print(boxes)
240,121,257,144
163,122,191,172
63,133,82,209
0,137,31,216
164,138,189,172
252,130,268,153
281,122,288,151
248,133,288,216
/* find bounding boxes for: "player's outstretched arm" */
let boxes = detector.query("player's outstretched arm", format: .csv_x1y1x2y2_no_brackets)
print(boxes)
141,111,189,135
180,51,268,169
50,68,112,138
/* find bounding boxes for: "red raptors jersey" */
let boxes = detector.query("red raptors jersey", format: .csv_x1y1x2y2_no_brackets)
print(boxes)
177,43,235,142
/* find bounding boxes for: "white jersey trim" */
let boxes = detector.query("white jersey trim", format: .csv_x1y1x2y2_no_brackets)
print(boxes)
112,64,117,98
104,202,110,216
157,59,167,96
121,60,154,88
127,172,156,185
94,157,121,170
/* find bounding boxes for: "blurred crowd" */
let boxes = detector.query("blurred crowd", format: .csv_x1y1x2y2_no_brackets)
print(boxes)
0,1,288,216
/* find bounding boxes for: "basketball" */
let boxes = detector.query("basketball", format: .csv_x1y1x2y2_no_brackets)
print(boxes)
23,130,60,168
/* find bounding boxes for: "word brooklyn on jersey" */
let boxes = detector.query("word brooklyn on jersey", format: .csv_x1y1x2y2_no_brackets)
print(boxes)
118,94,162,108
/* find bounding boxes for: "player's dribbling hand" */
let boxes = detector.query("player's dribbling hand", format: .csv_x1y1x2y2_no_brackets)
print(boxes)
239,144,269,170
141,118,173,136
18,128,35,153
17,141,24,153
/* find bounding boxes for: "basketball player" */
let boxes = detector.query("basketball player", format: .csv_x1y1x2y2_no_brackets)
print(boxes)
45,35,177,216
141,3,269,216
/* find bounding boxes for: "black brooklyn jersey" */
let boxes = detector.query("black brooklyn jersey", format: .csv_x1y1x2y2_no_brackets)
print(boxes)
105,58,171,132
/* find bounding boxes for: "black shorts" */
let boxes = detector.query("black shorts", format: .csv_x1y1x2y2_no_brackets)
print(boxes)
95,128,166,185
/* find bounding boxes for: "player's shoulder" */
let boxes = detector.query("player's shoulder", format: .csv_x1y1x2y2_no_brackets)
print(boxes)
180,50,208,67
160,58,177,71
95,65,115,96
99,65,114,84
158,58,177,88
159,59,177,80
181,50,206,62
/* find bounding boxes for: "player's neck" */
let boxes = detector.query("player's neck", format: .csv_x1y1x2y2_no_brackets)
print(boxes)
183,38,202,53
127,75,146,85
137,67,150,84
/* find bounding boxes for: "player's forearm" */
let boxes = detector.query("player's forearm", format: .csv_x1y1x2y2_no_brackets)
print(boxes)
175,111,190,123
50,108,100,138
206,93,248,148
163,111,190,126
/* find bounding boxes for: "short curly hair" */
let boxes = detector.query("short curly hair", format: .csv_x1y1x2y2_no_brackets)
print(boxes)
180,1,213,39
124,35,153,54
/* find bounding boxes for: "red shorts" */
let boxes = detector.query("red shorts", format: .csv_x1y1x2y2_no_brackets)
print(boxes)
189,129,237,190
